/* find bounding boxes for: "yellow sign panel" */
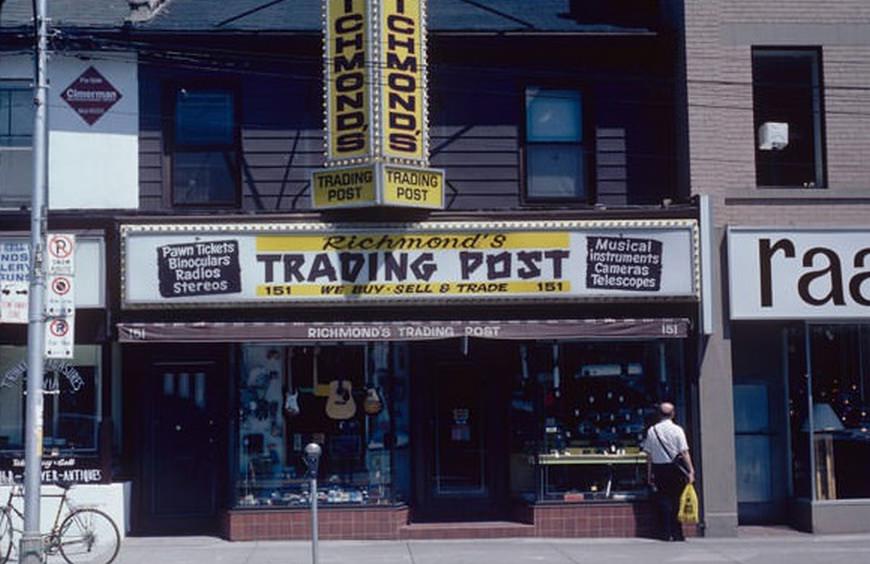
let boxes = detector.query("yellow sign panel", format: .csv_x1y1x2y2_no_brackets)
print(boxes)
381,0,425,162
382,165,443,208
312,165,377,208
326,0,370,161
257,231,570,252
256,280,571,298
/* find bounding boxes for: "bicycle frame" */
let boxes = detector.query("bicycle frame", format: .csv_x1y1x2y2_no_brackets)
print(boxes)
2,484,79,548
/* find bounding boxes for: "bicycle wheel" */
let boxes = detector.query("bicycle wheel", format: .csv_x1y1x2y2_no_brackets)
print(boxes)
57,508,120,564
0,510,12,564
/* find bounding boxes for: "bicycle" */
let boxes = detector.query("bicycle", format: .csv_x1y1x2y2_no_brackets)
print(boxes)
0,481,120,564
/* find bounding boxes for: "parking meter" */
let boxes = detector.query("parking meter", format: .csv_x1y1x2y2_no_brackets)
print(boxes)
304,442,322,477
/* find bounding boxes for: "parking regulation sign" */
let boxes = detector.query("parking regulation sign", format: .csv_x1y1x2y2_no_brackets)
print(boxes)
45,316,74,359
47,233,76,275
46,275,75,316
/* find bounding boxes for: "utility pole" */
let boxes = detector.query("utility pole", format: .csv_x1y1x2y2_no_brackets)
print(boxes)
20,0,49,562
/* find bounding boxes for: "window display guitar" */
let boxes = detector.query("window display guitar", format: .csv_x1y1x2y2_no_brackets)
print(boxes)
326,379,357,420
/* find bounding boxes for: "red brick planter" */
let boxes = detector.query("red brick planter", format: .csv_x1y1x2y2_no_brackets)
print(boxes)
223,502,696,540
527,501,697,538
223,505,409,541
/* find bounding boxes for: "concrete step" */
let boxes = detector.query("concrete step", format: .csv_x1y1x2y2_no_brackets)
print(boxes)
399,521,535,540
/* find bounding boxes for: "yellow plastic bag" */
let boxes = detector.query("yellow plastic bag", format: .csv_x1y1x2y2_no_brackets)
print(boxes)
677,484,699,524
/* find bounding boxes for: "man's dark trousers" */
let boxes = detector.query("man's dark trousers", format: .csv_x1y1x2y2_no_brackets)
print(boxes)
652,463,686,541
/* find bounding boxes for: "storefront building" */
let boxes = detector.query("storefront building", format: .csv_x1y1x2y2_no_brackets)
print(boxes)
728,228,870,533
1,0,712,541
116,216,701,539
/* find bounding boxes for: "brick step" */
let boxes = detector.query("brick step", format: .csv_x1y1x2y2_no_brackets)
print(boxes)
399,521,535,540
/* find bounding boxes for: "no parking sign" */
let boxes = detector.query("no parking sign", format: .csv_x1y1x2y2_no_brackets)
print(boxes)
46,274,75,316
45,233,76,358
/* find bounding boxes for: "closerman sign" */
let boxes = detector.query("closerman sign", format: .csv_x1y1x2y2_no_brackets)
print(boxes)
728,228,870,320
121,220,699,307
318,0,441,210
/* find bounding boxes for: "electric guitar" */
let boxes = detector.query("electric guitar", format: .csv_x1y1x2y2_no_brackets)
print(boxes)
284,348,300,416
325,379,357,420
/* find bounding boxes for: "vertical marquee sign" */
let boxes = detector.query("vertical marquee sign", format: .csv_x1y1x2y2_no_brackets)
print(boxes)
317,0,443,210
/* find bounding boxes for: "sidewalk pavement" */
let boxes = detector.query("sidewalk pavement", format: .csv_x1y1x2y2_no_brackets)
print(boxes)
111,531,870,564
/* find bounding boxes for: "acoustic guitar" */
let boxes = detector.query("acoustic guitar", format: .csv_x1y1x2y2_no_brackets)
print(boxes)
325,379,357,420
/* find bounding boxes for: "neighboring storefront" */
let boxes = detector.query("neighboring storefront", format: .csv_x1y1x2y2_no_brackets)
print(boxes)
117,217,702,539
729,228,870,533
0,234,129,534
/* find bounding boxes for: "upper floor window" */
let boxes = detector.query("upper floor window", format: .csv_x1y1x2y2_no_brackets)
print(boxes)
752,49,825,188
524,87,588,201
0,80,34,204
172,88,239,206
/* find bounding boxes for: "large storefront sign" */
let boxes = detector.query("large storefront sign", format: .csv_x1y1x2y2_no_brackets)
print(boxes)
729,228,870,319
121,220,699,307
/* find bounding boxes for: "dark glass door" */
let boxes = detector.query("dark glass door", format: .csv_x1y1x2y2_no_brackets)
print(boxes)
138,358,226,533
414,342,510,521
433,363,488,498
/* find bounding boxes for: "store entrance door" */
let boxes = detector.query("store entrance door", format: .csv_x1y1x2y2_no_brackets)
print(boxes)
137,356,227,534
414,342,510,521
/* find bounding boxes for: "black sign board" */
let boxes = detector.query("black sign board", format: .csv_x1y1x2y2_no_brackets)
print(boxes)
157,239,242,298
586,236,663,292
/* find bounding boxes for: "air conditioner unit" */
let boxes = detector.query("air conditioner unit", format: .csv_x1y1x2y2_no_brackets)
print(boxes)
0,148,33,205
758,122,789,151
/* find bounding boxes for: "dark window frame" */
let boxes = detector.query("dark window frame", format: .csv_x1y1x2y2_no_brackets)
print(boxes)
0,79,34,147
165,81,242,208
520,85,595,205
751,47,827,189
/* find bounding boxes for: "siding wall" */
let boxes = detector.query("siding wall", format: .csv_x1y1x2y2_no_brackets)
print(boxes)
138,37,679,213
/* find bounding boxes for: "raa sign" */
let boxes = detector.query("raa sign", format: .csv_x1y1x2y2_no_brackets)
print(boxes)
728,228,870,320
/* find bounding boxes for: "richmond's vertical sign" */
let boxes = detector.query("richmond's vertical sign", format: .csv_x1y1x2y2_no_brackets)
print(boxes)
380,0,426,163
319,0,442,210
326,0,371,161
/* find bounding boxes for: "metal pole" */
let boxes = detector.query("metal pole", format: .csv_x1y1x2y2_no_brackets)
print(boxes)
310,472,318,564
20,0,49,562
804,322,816,502
304,443,321,564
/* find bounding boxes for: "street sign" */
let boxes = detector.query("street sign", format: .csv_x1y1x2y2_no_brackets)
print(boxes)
0,282,29,324
60,66,123,126
47,233,76,275
46,275,75,316
45,316,74,359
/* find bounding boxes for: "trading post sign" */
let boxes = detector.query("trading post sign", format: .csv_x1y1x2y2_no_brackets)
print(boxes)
121,220,699,307
319,0,439,210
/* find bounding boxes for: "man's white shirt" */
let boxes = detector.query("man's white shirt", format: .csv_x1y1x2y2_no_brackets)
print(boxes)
642,419,688,464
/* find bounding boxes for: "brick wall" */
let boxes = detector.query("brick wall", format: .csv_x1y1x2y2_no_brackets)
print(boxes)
684,0,870,228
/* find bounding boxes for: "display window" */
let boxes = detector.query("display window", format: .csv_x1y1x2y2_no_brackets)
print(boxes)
788,325,870,501
234,338,687,510
0,345,102,454
520,340,686,502
235,342,408,508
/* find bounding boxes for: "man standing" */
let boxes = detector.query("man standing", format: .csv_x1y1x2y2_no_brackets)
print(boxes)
642,402,695,541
